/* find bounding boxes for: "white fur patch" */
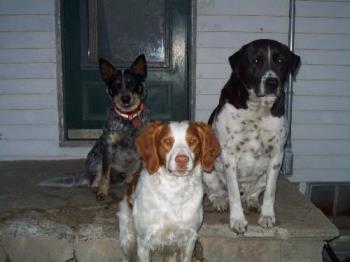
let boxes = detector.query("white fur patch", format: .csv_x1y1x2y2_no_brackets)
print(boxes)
118,121,204,261
166,122,195,174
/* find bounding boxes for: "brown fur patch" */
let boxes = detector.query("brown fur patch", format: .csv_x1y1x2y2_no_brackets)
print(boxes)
110,132,123,144
135,121,171,174
186,123,202,166
97,168,110,200
126,173,140,208
191,122,221,172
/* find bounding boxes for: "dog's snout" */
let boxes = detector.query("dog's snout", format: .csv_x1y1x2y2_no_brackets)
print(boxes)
175,154,189,169
121,95,131,105
265,77,279,89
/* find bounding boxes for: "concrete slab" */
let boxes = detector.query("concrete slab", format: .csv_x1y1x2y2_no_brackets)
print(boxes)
0,160,339,262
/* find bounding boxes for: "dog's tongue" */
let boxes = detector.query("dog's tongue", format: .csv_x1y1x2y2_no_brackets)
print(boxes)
132,119,142,128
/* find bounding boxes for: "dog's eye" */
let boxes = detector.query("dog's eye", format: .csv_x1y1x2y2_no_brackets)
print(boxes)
252,57,262,65
115,80,122,84
162,138,172,146
277,58,285,65
188,138,198,146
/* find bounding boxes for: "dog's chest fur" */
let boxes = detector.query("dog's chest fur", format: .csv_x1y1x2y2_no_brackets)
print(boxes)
89,108,150,172
133,166,203,247
214,99,286,195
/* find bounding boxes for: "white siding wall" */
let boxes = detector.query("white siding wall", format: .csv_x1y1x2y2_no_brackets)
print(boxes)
0,0,88,160
195,0,350,182
195,0,290,119
1,0,349,182
291,0,350,182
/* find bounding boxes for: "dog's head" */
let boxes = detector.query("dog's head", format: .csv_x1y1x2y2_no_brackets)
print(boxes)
135,121,220,176
99,55,147,113
229,39,300,98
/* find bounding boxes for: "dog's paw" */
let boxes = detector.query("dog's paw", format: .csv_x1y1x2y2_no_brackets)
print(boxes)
96,192,107,201
210,196,228,212
229,217,248,234
258,215,275,228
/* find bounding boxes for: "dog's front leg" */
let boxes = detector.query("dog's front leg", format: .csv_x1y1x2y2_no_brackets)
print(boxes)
182,234,197,262
258,153,283,228
222,151,247,234
137,238,150,262
97,151,111,200
203,168,228,212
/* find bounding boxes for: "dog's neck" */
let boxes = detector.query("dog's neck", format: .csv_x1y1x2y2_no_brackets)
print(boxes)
246,90,277,116
113,102,144,121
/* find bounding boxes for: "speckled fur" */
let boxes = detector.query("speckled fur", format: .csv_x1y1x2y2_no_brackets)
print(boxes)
86,107,150,189
203,39,300,234
85,55,150,200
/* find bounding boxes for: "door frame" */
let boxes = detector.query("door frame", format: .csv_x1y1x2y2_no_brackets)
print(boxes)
56,0,197,146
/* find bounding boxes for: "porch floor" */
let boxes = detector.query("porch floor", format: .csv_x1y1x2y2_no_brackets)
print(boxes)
0,160,339,262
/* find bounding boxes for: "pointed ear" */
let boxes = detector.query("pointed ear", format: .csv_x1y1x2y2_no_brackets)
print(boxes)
135,121,164,174
229,49,242,76
194,122,221,172
130,54,147,80
289,52,301,78
99,58,116,83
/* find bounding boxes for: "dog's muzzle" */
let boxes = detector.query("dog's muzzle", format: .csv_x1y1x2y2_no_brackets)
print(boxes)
258,71,281,97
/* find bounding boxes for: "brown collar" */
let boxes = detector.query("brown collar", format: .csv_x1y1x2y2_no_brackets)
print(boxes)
113,102,144,121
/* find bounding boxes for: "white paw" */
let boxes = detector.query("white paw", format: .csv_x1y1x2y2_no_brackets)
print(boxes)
229,217,248,234
258,215,275,228
210,196,228,212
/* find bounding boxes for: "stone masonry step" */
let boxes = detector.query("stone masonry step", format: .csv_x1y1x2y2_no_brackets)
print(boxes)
0,160,339,262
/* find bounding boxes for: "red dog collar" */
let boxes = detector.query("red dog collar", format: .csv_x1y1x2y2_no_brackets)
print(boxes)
113,102,144,121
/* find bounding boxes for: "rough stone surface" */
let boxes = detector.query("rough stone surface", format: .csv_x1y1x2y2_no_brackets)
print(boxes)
281,239,324,262
75,239,122,262
0,237,74,262
200,238,281,262
0,245,8,262
0,160,339,261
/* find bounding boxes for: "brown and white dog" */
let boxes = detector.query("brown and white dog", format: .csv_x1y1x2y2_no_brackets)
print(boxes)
117,121,220,262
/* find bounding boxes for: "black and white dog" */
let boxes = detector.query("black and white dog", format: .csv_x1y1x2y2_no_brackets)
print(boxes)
204,39,300,234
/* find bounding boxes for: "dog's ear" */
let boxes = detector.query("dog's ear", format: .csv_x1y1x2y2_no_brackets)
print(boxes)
99,58,116,83
193,122,221,172
289,52,301,78
135,121,164,175
228,49,242,76
131,54,147,81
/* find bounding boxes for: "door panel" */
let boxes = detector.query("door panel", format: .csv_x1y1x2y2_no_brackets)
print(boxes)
62,0,190,139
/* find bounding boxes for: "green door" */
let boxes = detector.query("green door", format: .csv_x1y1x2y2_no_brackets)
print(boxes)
61,0,190,139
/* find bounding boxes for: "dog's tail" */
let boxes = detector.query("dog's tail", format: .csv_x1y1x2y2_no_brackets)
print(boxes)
117,197,137,261
37,172,90,188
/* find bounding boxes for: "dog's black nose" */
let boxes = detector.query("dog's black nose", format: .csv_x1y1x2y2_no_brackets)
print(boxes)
121,95,131,105
265,77,279,89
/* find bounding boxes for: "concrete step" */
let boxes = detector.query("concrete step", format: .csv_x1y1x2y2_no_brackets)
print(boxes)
0,160,339,262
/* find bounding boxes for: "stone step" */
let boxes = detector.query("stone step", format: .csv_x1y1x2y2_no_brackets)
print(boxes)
0,161,339,262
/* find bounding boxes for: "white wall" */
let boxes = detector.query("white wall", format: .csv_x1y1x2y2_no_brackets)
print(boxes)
195,0,350,182
0,0,88,160
291,0,350,182
195,0,290,120
1,0,349,183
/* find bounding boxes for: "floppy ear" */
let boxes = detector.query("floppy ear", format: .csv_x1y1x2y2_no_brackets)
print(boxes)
228,49,242,76
131,54,147,81
135,121,164,174
99,58,116,83
289,51,301,78
194,122,221,172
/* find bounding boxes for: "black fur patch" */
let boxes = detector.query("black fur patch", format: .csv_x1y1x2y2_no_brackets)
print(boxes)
208,39,300,124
